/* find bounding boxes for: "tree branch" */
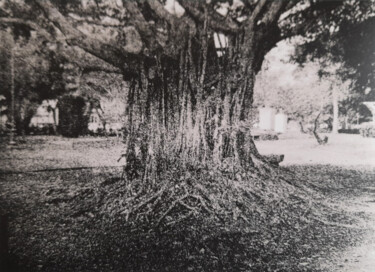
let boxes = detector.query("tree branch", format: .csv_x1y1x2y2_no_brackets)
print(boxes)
261,1,289,26
0,17,52,40
178,1,239,34
81,66,122,75
122,1,160,51
33,0,147,72
146,0,196,33
249,0,268,23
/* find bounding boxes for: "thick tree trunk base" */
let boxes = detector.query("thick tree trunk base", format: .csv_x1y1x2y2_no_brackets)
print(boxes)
103,153,320,235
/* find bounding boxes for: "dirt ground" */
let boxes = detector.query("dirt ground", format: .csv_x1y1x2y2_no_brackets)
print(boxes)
0,136,124,173
0,134,375,271
256,133,375,166
257,133,375,271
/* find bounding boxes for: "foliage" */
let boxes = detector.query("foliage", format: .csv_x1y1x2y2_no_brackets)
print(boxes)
359,123,375,138
0,27,68,133
254,41,355,134
292,2,375,122
77,71,128,125
57,95,88,137
255,54,328,122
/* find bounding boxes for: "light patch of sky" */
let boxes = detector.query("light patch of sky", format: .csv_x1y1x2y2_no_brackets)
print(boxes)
255,39,337,110
164,0,185,17
263,41,299,89
262,39,330,90
216,5,228,16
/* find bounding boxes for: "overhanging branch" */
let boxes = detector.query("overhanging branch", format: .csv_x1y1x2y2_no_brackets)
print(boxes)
178,1,239,34
0,17,52,40
32,0,149,73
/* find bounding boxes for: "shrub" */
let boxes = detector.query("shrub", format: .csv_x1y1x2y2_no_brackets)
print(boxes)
57,95,88,137
359,122,375,137
338,129,360,134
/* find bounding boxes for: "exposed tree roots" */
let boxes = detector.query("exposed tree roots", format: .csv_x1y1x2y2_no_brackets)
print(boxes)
99,158,352,235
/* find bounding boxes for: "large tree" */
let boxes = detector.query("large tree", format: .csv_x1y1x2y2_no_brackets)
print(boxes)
1,0,374,172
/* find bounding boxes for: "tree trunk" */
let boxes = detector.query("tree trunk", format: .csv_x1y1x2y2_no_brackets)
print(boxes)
332,86,339,134
51,108,57,134
299,120,307,134
120,25,274,179
313,112,328,145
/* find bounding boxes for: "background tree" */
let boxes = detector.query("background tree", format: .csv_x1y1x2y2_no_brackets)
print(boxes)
77,71,128,130
0,26,64,134
293,2,375,127
57,95,88,137
254,45,351,136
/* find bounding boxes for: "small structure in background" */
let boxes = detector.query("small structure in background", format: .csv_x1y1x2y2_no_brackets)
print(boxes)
29,100,58,134
88,108,105,133
363,102,375,124
259,107,276,131
253,107,288,140
360,102,375,137
258,107,288,133
274,111,288,133
29,100,59,128
87,108,123,136
28,98,123,137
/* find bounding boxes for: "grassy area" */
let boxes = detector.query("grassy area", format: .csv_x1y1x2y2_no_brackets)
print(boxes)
0,135,374,271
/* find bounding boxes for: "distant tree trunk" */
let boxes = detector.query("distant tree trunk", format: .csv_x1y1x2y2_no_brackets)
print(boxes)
47,105,58,134
15,100,38,136
9,45,16,143
51,108,57,134
298,119,307,134
332,87,339,133
313,112,328,145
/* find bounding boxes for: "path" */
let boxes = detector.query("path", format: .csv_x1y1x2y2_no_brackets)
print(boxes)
257,133,375,271
325,188,375,272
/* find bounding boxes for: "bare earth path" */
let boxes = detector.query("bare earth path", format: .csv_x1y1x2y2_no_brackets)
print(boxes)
257,133,375,271
324,188,375,272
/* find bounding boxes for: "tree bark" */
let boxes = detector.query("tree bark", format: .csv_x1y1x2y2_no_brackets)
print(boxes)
313,112,328,145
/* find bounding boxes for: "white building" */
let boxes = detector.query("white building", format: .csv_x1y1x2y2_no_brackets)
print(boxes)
88,108,105,132
29,100,59,128
258,107,288,133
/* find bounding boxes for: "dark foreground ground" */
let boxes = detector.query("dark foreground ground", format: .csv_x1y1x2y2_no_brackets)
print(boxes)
0,135,374,271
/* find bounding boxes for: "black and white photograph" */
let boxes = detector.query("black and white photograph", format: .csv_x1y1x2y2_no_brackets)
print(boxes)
0,0,375,271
